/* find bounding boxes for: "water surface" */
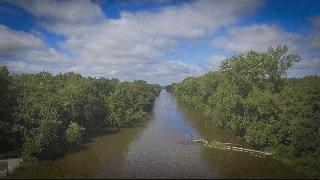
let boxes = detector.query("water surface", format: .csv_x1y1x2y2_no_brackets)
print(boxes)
12,90,307,178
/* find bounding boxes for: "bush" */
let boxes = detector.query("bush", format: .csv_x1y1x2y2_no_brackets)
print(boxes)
65,122,85,145
23,119,64,158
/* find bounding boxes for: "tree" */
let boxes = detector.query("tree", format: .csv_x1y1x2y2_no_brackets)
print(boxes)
0,66,20,154
23,119,64,158
65,122,85,145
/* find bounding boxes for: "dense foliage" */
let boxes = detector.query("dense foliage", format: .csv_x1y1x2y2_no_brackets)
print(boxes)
167,46,320,177
65,122,85,145
0,67,160,161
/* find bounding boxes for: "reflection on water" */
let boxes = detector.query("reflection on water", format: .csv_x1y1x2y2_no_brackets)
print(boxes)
12,90,307,178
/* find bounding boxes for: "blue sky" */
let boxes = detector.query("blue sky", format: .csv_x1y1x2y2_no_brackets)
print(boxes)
0,0,319,85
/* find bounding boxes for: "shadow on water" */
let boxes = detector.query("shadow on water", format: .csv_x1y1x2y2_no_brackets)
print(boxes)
11,90,308,179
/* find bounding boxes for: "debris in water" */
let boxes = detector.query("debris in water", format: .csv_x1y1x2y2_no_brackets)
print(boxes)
184,135,272,158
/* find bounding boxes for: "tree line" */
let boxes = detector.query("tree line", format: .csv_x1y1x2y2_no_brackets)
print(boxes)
167,46,320,177
0,66,160,164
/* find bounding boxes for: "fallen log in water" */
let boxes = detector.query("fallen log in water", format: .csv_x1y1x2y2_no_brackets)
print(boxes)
192,139,208,146
231,147,272,155
207,140,272,157
187,137,272,157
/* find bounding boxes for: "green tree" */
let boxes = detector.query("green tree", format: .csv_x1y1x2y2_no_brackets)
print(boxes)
65,122,85,145
23,119,64,158
0,66,20,154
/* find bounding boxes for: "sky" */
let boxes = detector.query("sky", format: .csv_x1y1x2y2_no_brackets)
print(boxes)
0,0,319,85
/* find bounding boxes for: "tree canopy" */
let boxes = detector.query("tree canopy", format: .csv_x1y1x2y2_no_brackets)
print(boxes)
0,66,160,161
167,46,320,177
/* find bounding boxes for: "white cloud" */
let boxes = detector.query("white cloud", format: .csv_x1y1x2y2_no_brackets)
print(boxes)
0,25,44,56
213,24,303,53
115,60,204,85
2,0,262,84
0,60,48,74
12,0,105,24
289,57,320,77
205,55,226,71
51,0,262,69
63,60,203,85
2,0,319,84
213,24,320,76
0,24,70,64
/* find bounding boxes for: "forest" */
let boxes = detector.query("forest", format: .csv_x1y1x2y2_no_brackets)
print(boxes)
0,66,160,165
167,46,320,177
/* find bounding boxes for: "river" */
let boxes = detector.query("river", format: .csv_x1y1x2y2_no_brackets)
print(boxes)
12,90,307,178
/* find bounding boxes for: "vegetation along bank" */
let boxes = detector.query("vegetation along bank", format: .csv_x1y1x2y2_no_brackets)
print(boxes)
167,45,320,177
0,66,160,167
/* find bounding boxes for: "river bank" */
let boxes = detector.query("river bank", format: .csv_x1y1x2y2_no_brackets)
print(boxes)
11,90,307,179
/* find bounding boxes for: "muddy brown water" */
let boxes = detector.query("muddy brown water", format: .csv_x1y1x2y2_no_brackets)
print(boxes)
12,90,307,178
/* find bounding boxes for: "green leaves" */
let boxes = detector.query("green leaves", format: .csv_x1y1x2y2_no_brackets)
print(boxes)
222,45,300,93
1,66,160,161
107,81,159,127
0,66,20,153
169,45,320,177
245,121,272,147
65,122,85,145
23,119,64,158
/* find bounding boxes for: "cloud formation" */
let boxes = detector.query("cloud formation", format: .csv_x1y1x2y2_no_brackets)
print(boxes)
13,0,105,24
212,24,320,77
213,24,303,53
0,25,44,56
0,0,319,84
0,24,70,72
205,55,226,71
1,0,263,84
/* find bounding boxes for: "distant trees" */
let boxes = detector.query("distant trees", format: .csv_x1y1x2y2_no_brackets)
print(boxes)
107,80,160,126
168,45,320,177
0,67,160,161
